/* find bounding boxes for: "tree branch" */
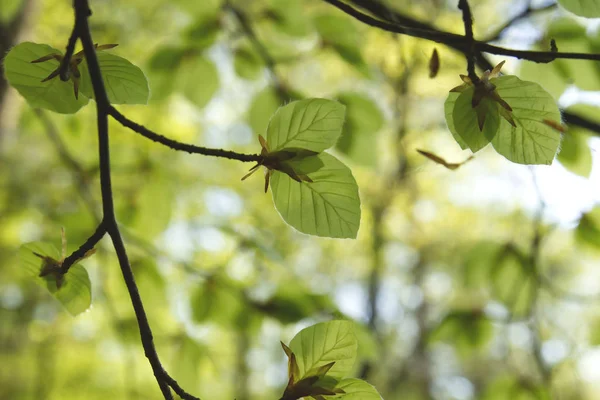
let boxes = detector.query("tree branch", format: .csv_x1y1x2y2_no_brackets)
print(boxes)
107,106,261,163
67,0,203,398
60,222,106,272
322,0,600,137
59,24,79,81
458,0,478,82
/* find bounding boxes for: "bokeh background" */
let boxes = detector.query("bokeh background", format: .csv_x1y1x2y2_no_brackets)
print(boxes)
2,0,600,399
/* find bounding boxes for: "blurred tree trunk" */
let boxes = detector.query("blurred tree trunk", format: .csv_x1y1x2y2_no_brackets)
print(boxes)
0,0,35,148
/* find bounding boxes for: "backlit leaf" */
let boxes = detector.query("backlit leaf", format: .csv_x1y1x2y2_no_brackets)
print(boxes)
4,42,89,114
270,152,360,239
267,98,346,152
289,320,357,380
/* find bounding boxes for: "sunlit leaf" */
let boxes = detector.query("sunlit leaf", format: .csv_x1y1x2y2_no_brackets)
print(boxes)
491,244,536,317
267,98,346,152
4,42,89,114
491,76,562,165
289,320,357,380
178,56,219,108
80,51,150,104
576,207,600,249
558,0,600,17
333,378,383,399
19,242,92,316
234,46,263,80
558,129,592,178
270,152,361,239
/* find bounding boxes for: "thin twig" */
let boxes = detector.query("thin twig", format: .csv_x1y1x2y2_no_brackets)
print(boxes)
108,106,261,163
61,222,106,272
59,25,79,81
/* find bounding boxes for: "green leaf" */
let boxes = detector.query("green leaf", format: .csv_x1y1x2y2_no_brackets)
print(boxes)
267,98,346,152
335,93,384,167
482,376,550,400
184,16,220,50
4,42,89,114
429,311,493,356
558,0,600,17
79,51,150,105
576,207,600,249
131,176,174,240
289,320,357,380
558,129,592,178
255,286,333,324
0,0,23,23
234,46,263,80
178,56,219,108
148,46,187,71
190,276,244,327
444,91,469,150
271,152,361,239
491,245,536,317
19,242,92,316
491,75,562,165
451,86,500,152
249,87,284,135
314,14,369,75
333,378,383,399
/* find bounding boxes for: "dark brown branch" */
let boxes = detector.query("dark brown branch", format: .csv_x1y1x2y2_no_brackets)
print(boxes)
69,0,202,398
322,0,600,137
108,106,261,163
458,0,478,82
59,24,79,81
322,0,600,62
61,222,106,272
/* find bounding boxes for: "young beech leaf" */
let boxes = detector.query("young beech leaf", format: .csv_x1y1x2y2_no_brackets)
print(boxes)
491,75,562,165
267,98,346,153
79,50,150,105
4,42,89,113
19,241,92,316
288,320,358,380
333,378,383,400
429,48,440,78
270,152,361,239
417,149,473,170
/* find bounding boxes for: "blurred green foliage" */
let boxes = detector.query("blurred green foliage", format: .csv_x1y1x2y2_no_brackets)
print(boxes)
2,0,600,399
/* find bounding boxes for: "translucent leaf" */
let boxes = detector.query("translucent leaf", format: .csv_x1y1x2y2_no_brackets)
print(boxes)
233,46,263,80
444,92,469,150
184,15,220,50
491,76,562,165
491,245,535,317
558,0,600,17
451,86,500,152
557,129,592,178
270,152,361,239
289,320,357,380
80,51,150,104
267,98,346,152
178,56,219,109
334,378,383,399
335,92,384,167
576,207,600,249
4,42,89,114
19,242,92,316
190,276,244,327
